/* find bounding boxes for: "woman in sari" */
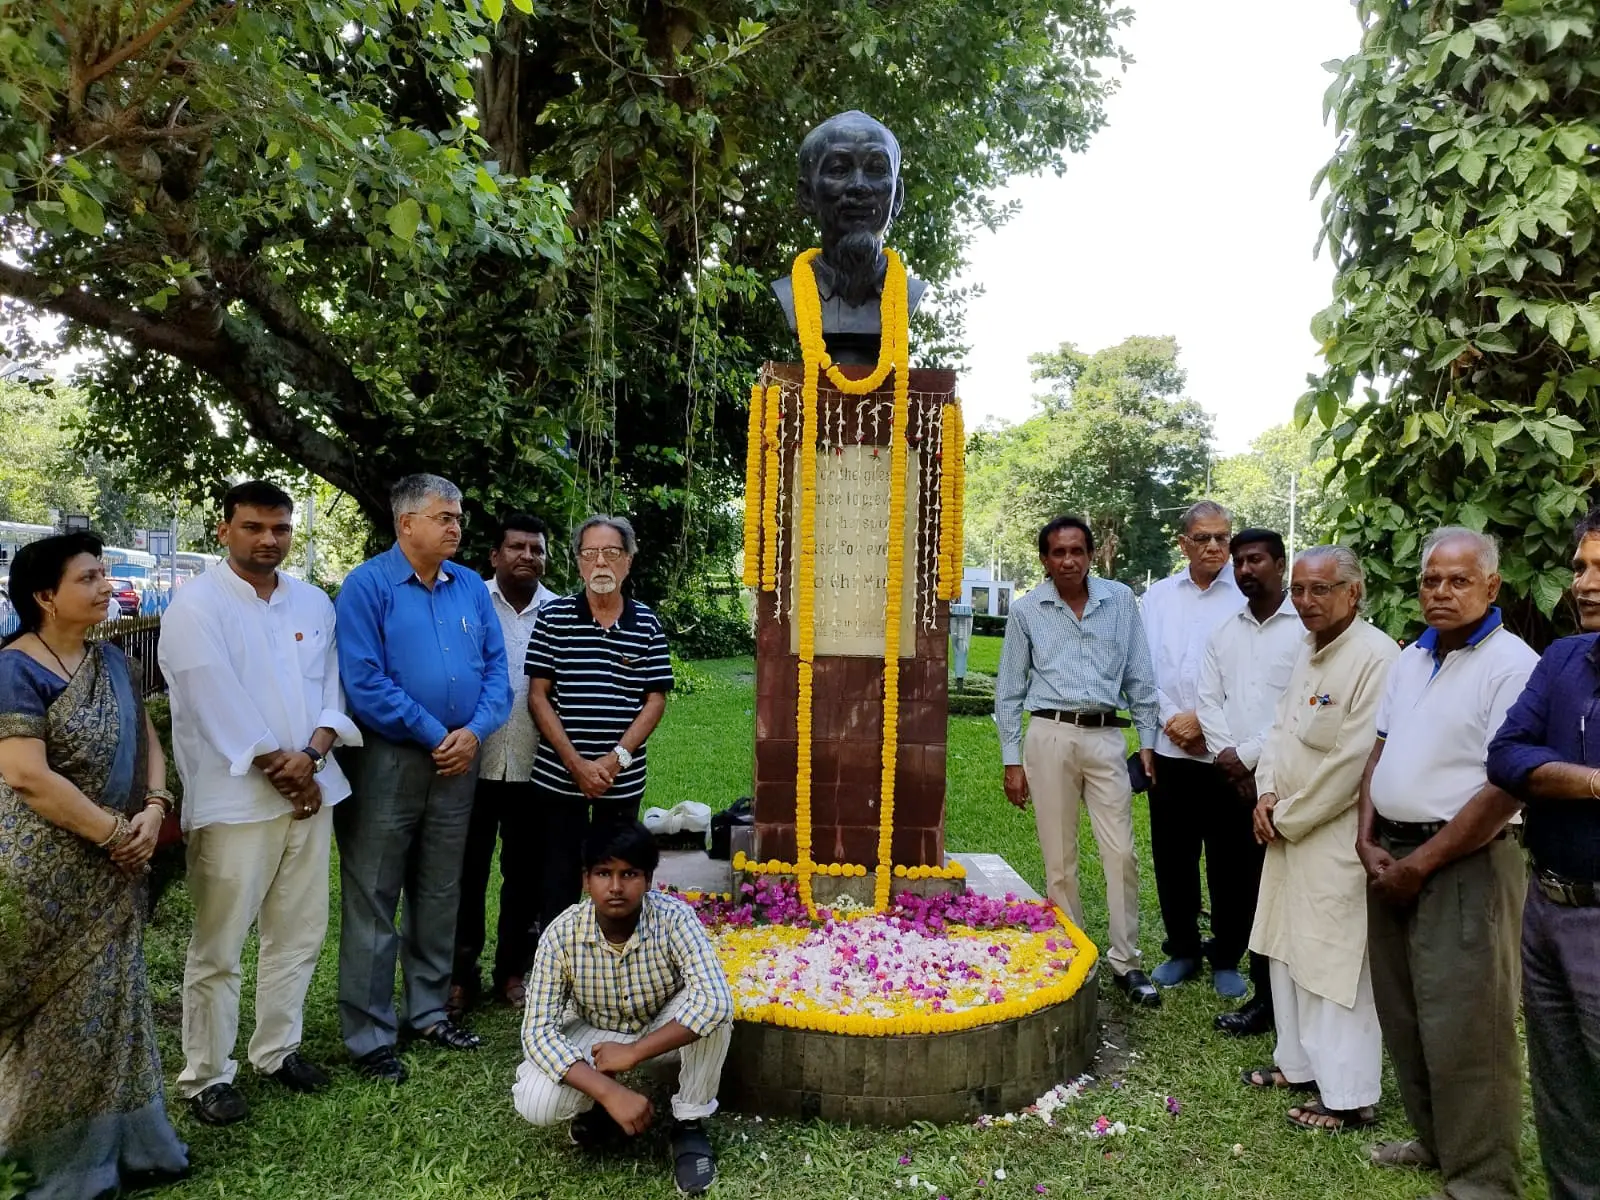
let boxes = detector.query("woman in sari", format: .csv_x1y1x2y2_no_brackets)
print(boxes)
0,533,189,1198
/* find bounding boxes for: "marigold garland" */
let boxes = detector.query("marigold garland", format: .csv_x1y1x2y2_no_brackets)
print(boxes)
742,383,765,588
949,401,966,590
759,383,782,591
705,898,1100,1035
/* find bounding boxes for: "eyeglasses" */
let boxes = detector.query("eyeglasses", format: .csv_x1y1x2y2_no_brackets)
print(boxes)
1183,532,1230,546
578,546,628,563
1288,581,1352,599
409,511,467,530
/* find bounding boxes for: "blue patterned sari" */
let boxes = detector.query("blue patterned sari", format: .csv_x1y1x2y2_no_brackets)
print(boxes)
0,644,188,1199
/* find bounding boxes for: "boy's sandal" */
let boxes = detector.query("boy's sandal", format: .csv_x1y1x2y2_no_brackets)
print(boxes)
1240,1066,1317,1092
1287,1101,1378,1133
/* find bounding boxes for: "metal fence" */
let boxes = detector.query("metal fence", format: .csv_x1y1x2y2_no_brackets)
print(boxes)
0,612,167,698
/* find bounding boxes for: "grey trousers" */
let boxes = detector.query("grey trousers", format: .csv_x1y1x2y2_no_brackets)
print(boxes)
1523,880,1600,1200
1368,833,1525,1200
334,738,478,1058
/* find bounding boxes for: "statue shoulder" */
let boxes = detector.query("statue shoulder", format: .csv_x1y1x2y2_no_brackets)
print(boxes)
771,276,797,332
906,274,928,315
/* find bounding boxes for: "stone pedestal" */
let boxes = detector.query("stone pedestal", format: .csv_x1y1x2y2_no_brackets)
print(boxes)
752,363,957,869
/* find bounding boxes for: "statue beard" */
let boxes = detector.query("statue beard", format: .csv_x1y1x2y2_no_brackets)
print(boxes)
829,229,885,308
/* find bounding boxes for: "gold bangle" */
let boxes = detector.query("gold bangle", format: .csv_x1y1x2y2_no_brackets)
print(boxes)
144,790,174,814
96,813,132,851
1588,769,1600,800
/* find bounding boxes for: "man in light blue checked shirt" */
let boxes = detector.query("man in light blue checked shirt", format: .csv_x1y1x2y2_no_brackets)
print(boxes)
997,515,1162,1008
514,823,732,1196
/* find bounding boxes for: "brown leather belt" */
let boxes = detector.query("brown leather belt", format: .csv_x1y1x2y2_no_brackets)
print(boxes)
1535,868,1599,908
1030,709,1130,729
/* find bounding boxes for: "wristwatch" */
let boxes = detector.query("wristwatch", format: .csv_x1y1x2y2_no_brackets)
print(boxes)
302,746,329,774
612,744,634,770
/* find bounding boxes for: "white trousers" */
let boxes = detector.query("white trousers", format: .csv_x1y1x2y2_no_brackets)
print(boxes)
512,990,732,1125
1269,955,1382,1110
177,807,333,1097
1022,720,1142,974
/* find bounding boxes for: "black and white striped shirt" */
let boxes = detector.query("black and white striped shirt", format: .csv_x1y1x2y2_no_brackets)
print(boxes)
525,592,673,802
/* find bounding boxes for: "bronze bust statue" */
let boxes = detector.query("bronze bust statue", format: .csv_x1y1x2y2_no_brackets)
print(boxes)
772,110,928,365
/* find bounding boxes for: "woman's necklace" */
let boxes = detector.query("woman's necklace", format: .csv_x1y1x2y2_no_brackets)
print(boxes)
36,633,85,680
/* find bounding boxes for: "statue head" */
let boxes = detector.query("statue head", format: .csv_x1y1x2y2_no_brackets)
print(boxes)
797,111,906,306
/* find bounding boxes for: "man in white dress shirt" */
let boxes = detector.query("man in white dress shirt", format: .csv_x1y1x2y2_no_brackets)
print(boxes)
1196,529,1304,1036
1358,528,1535,1196
1140,501,1246,994
159,481,361,1126
450,513,557,1016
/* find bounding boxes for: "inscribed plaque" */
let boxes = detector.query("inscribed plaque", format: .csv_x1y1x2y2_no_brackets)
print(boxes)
790,445,920,657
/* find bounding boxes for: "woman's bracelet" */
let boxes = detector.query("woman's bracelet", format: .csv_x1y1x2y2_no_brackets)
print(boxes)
96,813,134,852
144,788,175,815
1588,768,1600,800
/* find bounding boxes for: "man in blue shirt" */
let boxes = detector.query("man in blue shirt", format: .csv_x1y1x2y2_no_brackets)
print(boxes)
334,474,512,1083
996,515,1162,1008
1487,507,1600,1200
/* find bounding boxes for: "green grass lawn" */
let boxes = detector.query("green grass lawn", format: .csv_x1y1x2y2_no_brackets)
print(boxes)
110,654,1546,1200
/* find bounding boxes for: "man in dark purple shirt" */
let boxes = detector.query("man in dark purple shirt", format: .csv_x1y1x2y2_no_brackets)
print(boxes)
1486,507,1600,1200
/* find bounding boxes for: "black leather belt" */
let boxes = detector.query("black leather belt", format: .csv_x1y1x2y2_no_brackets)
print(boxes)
1030,709,1130,728
1374,815,1515,843
1535,868,1599,908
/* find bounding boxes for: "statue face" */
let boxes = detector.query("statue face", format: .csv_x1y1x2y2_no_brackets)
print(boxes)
798,118,905,244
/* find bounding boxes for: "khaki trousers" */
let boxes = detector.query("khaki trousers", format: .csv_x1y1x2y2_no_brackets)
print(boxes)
1022,719,1141,974
178,807,333,1097
1369,834,1525,1200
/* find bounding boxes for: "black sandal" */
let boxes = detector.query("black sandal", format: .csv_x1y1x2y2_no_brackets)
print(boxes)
408,1018,481,1051
1241,1066,1317,1092
1287,1101,1378,1133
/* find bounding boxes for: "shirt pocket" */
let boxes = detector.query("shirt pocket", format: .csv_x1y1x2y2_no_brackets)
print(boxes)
295,627,328,681
1079,628,1122,681
1294,701,1343,753
460,618,487,674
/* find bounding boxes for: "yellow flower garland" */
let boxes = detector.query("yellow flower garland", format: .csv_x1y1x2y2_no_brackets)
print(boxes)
949,402,966,590
711,905,1100,1035
759,383,782,592
791,247,910,915
742,383,765,588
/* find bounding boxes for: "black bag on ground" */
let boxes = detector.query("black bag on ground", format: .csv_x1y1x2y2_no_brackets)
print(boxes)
709,796,754,860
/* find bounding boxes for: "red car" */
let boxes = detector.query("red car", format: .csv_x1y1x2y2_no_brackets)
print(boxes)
108,578,140,618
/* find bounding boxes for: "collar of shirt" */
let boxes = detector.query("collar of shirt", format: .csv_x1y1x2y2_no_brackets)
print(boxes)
381,542,452,586
213,560,288,607
1172,562,1238,595
575,590,645,632
576,894,658,955
812,255,885,304
1031,574,1111,617
1236,591,1298,629
488,575,552,618
1414,605,1503,668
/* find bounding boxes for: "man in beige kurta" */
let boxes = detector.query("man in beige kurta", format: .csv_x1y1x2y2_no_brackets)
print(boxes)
1249,547,1399,1130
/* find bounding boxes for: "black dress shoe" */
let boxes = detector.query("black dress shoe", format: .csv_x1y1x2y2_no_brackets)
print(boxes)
353,1045,409,1084
268,1052,331,1094
1214,997,1274,1037
190,1081,249,1126
1112,969,1162,1008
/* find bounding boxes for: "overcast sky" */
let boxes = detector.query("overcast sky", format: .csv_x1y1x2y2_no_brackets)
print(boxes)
954,0,1360,453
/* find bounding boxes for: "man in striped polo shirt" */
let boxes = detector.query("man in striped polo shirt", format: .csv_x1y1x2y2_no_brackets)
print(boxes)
527,515,674,944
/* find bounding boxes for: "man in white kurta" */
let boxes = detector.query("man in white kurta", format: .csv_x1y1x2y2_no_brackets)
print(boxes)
158,482,361,1126
1249,547,1399,1130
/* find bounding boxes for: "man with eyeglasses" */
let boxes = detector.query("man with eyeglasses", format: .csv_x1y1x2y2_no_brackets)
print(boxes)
1139,500,1246,996
334,474,511,1083
525,515,674,948
1357,527,1534,1198
1244,546,1397,1134
1488,506,1600,1200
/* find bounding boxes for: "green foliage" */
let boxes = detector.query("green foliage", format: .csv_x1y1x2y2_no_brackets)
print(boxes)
1302,0,1600,643
1209,422,1340,550
656,589,754,661
965,336,1214,585
0,0,1131,613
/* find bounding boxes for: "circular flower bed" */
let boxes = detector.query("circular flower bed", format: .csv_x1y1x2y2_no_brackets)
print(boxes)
676,878,1098,1036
